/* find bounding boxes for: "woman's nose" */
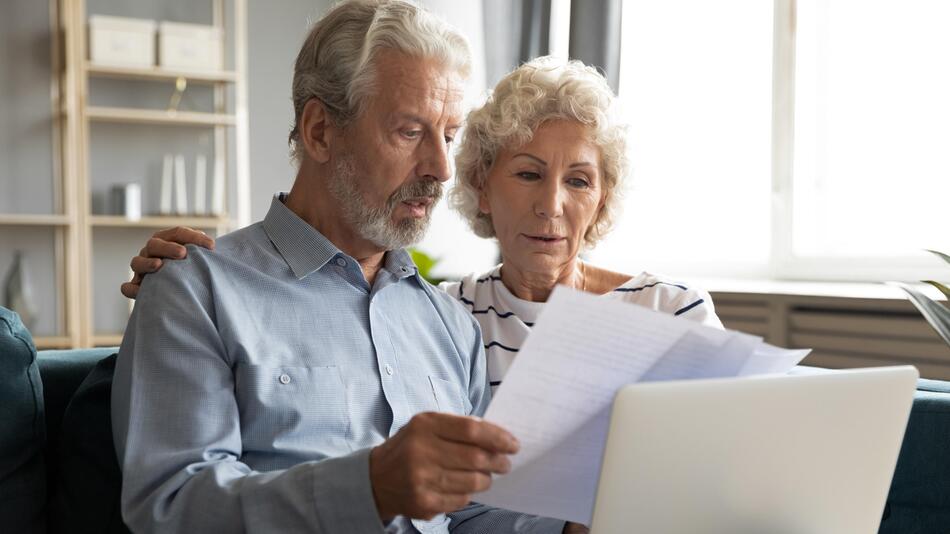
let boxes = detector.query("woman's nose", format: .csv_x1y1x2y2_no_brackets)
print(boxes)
534,180,564,219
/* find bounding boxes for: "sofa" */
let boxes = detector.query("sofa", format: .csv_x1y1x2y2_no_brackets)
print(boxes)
2,305,949,533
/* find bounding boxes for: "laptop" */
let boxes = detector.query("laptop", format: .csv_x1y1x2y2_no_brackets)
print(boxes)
589,366,918,534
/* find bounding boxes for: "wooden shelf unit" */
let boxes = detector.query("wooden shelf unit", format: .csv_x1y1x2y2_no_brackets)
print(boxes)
33,336,76,350
86,106,237,127
90,215,228,229
91,334,123,347
86,63,238,84
12,0,251,348
0,214,71,226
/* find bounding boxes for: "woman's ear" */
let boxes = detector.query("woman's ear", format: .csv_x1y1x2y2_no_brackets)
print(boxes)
597,185,609,216
477,182,491,215
298,98,335,164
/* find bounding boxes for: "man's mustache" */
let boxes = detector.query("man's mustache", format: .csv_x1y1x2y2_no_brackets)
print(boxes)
388,179,443,207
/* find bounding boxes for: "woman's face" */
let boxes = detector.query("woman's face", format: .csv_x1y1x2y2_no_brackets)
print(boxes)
479,120,604,273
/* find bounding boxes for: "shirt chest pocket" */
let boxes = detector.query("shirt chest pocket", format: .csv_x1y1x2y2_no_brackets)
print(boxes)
426,376,467,415
236,364,352,452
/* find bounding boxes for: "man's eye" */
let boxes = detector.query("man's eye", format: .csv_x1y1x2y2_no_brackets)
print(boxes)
517,172,541,180
445,136,455,145
403,130,422,139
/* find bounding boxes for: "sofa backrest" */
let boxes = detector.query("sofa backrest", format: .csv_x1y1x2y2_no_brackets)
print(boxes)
0,306,46,534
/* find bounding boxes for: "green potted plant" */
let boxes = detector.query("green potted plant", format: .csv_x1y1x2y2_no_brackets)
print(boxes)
892,250,950,347
408,248,444,286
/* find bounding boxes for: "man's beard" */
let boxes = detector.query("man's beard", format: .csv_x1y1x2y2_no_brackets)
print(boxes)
327,152,443,250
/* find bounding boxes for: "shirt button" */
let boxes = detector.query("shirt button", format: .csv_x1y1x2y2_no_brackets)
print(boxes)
336,258,346,267
385,364,394,376
278,374,291,385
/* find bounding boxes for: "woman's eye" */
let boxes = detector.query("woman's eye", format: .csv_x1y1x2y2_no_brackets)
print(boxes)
444,135,455,145
403,130,422,139
517,171,541,180
567,177,590,188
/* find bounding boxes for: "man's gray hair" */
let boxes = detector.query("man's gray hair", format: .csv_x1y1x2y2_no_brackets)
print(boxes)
288,0,471,161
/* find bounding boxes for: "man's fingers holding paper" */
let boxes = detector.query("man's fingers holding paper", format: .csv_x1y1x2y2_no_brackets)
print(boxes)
432,414,520,454
369,412,518,520
433,470,493,494
437,440,511,474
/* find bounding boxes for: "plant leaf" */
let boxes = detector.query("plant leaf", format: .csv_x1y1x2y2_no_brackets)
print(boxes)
925,249,950,267
408,248,439,282
923,280,950,303
890,281,950,347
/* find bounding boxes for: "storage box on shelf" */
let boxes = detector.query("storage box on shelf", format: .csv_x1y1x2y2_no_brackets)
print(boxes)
88,15,156,68
159,21,224,71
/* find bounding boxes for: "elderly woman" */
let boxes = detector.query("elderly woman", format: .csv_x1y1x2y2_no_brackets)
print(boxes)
122,57,722,393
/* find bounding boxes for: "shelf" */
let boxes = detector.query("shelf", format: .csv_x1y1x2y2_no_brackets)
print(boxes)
92,334,124,347
33,336,74,350
0,214,71,226
86,63,237,84
90,215,227,229
86,106,236,127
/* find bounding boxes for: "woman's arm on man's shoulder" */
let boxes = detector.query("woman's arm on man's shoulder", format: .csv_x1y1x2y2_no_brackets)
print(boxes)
120,226,215,299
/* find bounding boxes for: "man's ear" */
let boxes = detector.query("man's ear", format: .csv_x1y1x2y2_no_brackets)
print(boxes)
299,98,336,164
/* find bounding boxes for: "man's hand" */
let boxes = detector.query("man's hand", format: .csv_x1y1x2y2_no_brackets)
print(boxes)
369,412,519,521
121,227,216,299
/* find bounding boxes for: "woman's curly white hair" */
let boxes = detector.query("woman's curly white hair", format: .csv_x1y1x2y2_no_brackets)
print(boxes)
449,56,628,249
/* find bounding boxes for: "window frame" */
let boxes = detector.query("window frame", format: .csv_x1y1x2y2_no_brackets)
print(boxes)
769,0,946,282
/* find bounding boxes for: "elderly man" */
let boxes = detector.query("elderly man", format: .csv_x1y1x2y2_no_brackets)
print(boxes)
111,1,568,533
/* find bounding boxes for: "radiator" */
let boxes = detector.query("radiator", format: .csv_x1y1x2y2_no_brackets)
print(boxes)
711,290,950,380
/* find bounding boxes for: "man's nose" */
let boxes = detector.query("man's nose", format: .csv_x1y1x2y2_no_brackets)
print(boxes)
534,179,564,219
418,135,453,183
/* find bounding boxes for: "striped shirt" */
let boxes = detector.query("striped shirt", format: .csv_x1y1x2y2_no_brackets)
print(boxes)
440,265,723,393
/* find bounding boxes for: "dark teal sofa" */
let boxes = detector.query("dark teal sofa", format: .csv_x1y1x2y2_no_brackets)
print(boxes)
1,306,949,532
1,307,123,534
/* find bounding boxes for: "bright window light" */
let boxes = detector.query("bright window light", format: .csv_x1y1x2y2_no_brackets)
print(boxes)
792,0,950,260
590,0,774,279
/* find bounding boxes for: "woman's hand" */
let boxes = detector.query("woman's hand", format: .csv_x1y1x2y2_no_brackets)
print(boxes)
120,227,216,299
563,522,590,534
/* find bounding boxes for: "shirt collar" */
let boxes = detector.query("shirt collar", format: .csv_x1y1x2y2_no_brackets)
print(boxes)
384,247,420,281
263,193,342,279
262,193,420,281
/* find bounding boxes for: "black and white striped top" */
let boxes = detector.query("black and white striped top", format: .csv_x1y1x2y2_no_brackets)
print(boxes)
439,264,723,393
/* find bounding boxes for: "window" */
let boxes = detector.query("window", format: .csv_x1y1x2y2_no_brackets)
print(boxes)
788,0,950,279
591,0,950,282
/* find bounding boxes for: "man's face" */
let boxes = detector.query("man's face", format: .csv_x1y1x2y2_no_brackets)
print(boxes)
327,50,465,250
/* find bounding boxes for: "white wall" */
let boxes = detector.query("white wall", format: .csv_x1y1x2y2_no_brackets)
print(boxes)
246,0,332,221
414,0,499,279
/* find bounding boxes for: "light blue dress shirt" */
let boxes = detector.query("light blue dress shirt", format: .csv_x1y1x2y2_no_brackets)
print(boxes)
112,194,565,534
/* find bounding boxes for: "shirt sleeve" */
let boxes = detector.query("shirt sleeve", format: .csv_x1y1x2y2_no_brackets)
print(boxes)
671,288,724,330
111,255,385,533
464,314,491,418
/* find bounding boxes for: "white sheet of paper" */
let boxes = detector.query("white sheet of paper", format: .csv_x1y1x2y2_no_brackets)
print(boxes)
475,287,809,525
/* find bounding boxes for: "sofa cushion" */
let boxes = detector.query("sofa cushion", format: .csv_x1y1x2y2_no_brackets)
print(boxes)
879,385,950,533
37,348,117,501
49,352,129,534
0,307,45,534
